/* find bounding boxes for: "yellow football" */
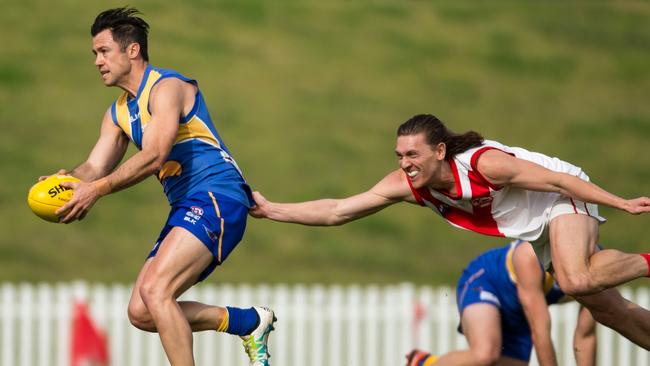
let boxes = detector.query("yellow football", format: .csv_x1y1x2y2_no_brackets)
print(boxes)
27,175,81,223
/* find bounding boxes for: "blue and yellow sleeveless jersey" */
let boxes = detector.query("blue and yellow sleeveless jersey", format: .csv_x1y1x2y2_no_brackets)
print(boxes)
110,64,253,207
471,240,565,325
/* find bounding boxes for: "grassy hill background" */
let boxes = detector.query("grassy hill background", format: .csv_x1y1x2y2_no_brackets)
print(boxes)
1,1,649,285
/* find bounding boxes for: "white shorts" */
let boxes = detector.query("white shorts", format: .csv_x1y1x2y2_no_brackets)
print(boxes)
530,196,606,270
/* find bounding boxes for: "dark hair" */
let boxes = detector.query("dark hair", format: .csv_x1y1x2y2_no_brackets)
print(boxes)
397,114,484,159
91,7,150,62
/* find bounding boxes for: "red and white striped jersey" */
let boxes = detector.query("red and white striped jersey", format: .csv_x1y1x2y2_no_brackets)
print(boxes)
407,140,591,241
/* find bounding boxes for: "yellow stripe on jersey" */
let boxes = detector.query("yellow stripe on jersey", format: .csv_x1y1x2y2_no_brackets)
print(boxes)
114,93,132,138
208,191,225,263
176,116,221,148
136,69,162,128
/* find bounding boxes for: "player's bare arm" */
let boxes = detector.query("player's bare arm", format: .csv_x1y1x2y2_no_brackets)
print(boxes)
71,108,130,181
57,78,187,223
514,243,558,366
250,169,415,226
476,149,650,215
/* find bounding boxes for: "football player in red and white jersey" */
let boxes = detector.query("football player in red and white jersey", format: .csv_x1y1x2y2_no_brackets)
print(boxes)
251,113,650,350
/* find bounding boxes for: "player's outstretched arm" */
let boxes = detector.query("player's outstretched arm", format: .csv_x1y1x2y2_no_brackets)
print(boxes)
250,169,413,226
476,149,650,215
514,243,558,366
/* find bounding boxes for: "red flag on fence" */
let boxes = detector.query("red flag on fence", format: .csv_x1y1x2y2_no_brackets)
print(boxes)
70,301,109,366
412,301,426,346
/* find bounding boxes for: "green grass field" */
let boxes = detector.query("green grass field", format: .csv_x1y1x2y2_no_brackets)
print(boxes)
1,1,649,285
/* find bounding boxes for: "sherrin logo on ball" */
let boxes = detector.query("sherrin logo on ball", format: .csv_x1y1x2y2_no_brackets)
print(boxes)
27,175,81,223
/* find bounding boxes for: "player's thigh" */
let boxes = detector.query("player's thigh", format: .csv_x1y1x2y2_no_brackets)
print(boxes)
142,226,214,298
461,303,503,354
549,213,599,276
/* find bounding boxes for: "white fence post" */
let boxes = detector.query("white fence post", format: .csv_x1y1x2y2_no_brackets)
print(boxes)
18,283,33,366
36,283,53,366
363,285,380,366
54,283,70,366
398,283,414,360
346,285,362,366
1,283,15,366
309,285,325,366
0,282,649,366
328,285,344,365
108,284,126,366
291,284,307,366
382,285,398,365
435,286,452,355
272,284,289,366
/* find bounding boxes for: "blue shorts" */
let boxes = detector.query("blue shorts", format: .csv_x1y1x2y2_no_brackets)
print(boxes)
456,264,532,362
149,191,248,281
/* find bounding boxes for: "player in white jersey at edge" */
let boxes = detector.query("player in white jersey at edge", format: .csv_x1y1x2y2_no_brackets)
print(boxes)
250,113,650,350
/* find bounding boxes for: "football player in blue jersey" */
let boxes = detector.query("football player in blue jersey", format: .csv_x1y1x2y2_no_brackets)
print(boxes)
406,241,597,366
41,7,275,366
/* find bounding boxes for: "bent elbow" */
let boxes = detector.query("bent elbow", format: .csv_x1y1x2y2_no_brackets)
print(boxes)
150,159,165,174
324,218,344,226
145,151,168,176
331,219,347,226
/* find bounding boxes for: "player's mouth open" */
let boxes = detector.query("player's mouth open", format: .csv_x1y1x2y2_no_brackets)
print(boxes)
407,170,419,178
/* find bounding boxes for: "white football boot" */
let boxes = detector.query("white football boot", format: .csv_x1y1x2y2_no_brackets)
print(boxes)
240,306,276,366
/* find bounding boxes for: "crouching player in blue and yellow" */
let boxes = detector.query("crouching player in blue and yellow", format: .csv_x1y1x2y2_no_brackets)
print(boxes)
407,241,597,366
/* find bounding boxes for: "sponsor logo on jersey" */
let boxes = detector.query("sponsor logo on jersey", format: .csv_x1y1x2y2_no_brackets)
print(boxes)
191,206,204,217
184,206,203,225
129,112,140,124
471,196,493,208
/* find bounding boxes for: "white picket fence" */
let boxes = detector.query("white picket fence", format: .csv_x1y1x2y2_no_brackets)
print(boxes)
0,282,648,366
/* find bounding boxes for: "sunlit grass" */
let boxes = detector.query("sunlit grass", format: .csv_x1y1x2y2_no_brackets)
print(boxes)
2,0,649,285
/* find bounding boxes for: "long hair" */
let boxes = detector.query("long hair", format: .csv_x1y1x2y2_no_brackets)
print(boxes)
397,114,484,159
91,7,150,62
